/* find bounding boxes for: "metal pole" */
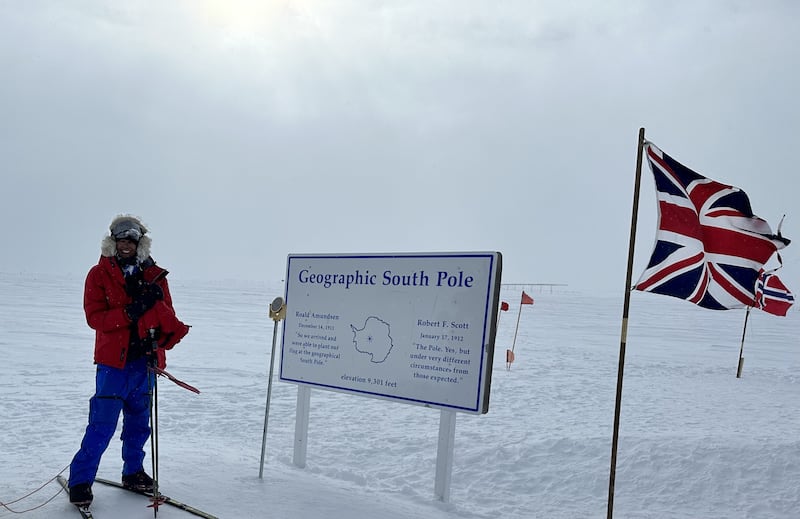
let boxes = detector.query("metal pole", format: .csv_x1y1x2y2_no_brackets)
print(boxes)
511,296,523,353
259,319,280,478
148,328,160,517
259,297,286,478
608,127,646,519
737,307,751,378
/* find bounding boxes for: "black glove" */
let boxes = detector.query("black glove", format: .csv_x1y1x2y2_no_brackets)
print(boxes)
125,284,164,321
143,283,164,303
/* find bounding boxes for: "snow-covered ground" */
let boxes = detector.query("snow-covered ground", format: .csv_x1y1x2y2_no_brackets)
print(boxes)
1,272,798,518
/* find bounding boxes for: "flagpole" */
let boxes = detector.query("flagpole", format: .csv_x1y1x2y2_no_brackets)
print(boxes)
608,127,646,519
497,303,504,330
736,307,751,378
511,297,523,354
498,304,512,370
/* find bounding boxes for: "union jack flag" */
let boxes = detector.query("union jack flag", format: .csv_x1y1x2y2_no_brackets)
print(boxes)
755,269,795,316
635,142,790,310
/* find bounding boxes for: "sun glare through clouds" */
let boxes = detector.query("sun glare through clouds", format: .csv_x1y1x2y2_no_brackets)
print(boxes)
190,0,322,45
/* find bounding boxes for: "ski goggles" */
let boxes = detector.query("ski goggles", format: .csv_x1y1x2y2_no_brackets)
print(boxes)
111,220,144,242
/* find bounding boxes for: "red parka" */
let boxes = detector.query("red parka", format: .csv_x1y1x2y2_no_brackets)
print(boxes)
84,255,189,369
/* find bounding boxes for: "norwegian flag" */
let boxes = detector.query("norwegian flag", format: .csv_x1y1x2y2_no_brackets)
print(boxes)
635,142,790,310
755,269,795,316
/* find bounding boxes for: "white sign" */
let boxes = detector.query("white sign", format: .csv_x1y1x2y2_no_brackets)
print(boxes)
279,252,502,414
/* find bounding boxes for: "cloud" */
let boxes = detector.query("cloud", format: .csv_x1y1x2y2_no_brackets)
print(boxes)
1,1,798,291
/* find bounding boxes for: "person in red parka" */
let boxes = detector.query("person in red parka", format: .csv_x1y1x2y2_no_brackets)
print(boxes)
67,215,189,507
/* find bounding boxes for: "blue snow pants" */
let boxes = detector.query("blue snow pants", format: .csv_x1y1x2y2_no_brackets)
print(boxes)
68,358,153,487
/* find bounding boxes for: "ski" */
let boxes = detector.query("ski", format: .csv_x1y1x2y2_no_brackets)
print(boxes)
94,477,218,519
56,475,94,519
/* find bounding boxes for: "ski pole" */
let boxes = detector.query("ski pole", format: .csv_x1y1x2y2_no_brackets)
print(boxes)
148,328,161,517
259,297,286,478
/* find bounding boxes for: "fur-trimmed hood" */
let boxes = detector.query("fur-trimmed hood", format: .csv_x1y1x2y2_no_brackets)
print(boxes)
100,214,152,263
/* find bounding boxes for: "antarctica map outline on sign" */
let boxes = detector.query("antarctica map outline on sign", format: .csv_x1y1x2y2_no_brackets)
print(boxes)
280,253,501,413
351,316,394,363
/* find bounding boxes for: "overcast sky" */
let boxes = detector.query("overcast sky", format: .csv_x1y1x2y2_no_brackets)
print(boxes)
2,1,798,293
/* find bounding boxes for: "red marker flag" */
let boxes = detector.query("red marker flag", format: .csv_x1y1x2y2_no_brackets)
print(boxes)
521,291,534,305
500,301,509,311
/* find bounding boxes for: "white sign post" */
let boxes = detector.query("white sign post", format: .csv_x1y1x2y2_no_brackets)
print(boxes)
280,252,502,500
434,409,457,501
